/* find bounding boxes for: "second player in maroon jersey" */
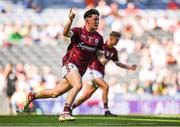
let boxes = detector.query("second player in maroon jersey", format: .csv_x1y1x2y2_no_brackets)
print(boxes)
89,41,119,76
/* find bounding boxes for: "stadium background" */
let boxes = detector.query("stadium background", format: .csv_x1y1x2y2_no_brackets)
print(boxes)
0,0,180,116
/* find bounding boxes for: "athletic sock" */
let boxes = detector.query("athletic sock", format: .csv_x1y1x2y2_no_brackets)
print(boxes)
28,92,36,101
104,103,109,112
63,103,71,114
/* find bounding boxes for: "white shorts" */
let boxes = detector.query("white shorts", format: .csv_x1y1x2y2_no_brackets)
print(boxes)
82,68,103,87
62,63,78,78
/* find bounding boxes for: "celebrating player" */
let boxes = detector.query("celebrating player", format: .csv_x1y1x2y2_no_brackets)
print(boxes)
71,31,137,116
21,8,104,122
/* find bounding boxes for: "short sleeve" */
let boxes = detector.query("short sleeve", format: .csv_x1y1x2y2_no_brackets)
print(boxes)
70,27,81,45
70,27,79,38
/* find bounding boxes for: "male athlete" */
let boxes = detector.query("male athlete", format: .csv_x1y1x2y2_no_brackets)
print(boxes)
21,8,104,121
71,31,137,116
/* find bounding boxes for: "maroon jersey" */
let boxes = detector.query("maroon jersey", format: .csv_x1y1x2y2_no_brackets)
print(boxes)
89,42,118,76
62,26,104,76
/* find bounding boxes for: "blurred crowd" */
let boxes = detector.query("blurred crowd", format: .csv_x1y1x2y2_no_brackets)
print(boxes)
0,21,64,46
0,0,180,114
0,63,57,114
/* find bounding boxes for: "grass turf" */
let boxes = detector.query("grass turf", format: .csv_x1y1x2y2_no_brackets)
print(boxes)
0,115,180,127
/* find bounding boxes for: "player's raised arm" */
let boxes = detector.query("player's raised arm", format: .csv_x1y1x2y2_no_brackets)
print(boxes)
115,62,137,71
63,8,75,37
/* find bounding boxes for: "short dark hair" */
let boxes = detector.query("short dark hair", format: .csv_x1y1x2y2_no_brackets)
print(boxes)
83,9,99,19
110,31,121,38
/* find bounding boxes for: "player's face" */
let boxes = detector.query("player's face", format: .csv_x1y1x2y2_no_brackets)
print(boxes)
110,36,119,46
86,14,99,30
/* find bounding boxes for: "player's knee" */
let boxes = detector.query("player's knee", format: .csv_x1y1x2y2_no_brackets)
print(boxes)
74,83,82,91
103,85,109,91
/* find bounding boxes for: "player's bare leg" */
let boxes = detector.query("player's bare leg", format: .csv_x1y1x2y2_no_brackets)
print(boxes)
59,70,83,121
35,79,71,98
72,81,97,110
94,78,117,116
21,78,72,112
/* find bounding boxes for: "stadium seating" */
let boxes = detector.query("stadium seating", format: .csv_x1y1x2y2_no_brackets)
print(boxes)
0,44,66,76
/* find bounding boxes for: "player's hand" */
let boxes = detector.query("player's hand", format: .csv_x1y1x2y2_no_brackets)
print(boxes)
100,58,109,65
129,64,137,71
69,8,75,21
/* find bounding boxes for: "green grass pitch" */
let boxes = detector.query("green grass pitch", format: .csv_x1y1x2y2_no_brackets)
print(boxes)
0,115,180,127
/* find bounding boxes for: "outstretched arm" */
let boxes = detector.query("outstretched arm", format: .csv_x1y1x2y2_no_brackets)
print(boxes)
63,8,75,37
115,62,137,70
